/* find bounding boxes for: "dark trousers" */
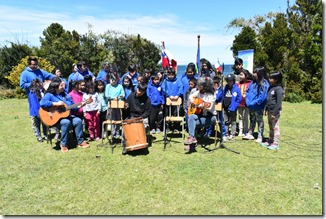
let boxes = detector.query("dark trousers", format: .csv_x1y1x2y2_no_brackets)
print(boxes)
149,105,163,130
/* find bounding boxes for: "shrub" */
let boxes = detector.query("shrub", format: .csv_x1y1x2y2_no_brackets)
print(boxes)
0,88,16,99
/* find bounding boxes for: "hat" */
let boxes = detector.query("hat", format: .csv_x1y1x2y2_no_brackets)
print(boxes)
226,74,235,81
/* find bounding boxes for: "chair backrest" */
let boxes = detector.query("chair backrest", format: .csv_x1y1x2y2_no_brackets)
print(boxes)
166,97,182,106
215,102,222,112
109,100,125,109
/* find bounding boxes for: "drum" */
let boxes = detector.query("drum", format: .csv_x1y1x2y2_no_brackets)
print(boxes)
122,117,148,151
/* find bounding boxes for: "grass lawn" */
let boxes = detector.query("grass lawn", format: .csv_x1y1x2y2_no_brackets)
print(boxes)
0,98,322,215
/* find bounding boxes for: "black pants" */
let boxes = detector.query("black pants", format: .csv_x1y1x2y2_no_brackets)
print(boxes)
149,105,163,130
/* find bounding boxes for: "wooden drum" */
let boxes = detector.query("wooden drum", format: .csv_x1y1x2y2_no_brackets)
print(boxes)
122,117,148,151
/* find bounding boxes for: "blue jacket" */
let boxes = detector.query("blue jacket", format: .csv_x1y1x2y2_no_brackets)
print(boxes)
40,92,78,113
147,81,165,106
180,74,199,95
28,91,41,117
161,76,183,98
119,72,140,89
20,67,54,94
123,87,133,100
245,79,270,111
223,83,242,111
72,68,94,81
215,85,224,103
96,70,108,85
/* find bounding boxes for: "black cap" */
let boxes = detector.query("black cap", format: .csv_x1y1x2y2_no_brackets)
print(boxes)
226,74,235,81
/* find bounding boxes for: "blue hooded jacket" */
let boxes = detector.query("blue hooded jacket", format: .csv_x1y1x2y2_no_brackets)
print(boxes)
161,76,183,98
20,67,54,94
223,83,242,111
147,80,165,106
180,74,199,95
245,79,270,111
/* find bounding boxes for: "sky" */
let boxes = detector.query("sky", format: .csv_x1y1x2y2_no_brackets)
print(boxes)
0,0,293,65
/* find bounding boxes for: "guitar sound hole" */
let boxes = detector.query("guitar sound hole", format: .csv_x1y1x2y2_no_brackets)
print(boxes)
57,106,66,113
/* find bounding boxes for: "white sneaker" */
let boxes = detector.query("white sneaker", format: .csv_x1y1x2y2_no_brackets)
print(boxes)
222,136,228,142
255,137,262,143
243,133,254,140
238,131,243,137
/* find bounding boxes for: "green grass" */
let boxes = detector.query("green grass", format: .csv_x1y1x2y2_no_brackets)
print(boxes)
0,99,322,215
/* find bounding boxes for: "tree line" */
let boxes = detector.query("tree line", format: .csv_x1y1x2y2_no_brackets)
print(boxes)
0,0,322,103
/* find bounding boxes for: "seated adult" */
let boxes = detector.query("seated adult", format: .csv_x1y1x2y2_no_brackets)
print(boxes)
40,77,90,153
123,82,151,154
185,77,217,151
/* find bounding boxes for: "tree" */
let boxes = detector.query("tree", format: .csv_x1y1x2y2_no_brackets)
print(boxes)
39,23,80,78
0,43,33,87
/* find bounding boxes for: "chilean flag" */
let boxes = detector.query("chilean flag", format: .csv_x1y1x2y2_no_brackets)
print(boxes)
161,42,177,71
215,59,222,72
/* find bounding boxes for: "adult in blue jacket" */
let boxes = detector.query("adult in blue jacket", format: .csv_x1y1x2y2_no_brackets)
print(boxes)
222,74,242,139
243,67,270,142
71,61,95,82
96,61,111,86
20,56,55,94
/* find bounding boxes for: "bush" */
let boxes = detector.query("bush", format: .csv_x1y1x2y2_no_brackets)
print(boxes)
284,92,304,103
0,88,16,99
310,90,322,104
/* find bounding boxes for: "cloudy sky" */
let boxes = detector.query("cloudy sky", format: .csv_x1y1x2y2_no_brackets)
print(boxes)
0,0,292,65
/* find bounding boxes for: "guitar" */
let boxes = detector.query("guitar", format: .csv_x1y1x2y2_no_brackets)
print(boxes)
188,97,212,116
39,97,93,126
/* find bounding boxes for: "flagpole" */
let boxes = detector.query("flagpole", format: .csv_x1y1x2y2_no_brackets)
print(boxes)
197,35,200,75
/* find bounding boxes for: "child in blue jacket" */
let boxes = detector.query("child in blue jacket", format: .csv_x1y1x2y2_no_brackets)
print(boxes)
243,67,270,143
147,73,165,133
222,74,242,140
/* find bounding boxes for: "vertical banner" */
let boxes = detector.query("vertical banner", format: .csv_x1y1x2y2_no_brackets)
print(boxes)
238,49,254,73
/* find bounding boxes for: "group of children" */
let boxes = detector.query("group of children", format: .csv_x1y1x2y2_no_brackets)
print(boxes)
28,60,284,151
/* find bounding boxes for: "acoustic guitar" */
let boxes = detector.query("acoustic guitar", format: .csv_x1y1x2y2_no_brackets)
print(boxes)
188,97,213,116
39,97,93,126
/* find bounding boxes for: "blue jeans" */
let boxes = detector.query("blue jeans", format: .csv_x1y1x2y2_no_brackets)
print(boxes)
187,114,217,137
205,111,226,136
55,115,84,146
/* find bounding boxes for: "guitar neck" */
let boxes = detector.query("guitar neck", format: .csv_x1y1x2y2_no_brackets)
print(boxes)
66,102,81,110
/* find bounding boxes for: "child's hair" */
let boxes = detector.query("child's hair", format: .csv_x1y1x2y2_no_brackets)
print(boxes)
186,62,197,74
109,73,118,83
253,66,268,86
137,82,148,92
30,78,43,100
234,57,243,65
95,80,105,93
84,75,93,83
269,71,283,85
240,69,249,78
213,76,221,84
189,78,197,88
137,75,145,83
167,67,176,75
123,76,135,91
85,81,95,94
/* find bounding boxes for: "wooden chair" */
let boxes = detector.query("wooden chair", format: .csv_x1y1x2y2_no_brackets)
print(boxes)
163,97,185,145
214,102,223,146
101,99,125,148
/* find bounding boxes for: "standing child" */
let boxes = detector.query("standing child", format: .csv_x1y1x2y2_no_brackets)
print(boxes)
105,74,125,138
122,76,135,120
28,78,47,142
243,67,270,143
222,74,242,140
83,81,101,141
183,78,197,121
237,69,251,137
147,73,165,134
95,80,108,138
161,67,183,133
260,71,284,150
